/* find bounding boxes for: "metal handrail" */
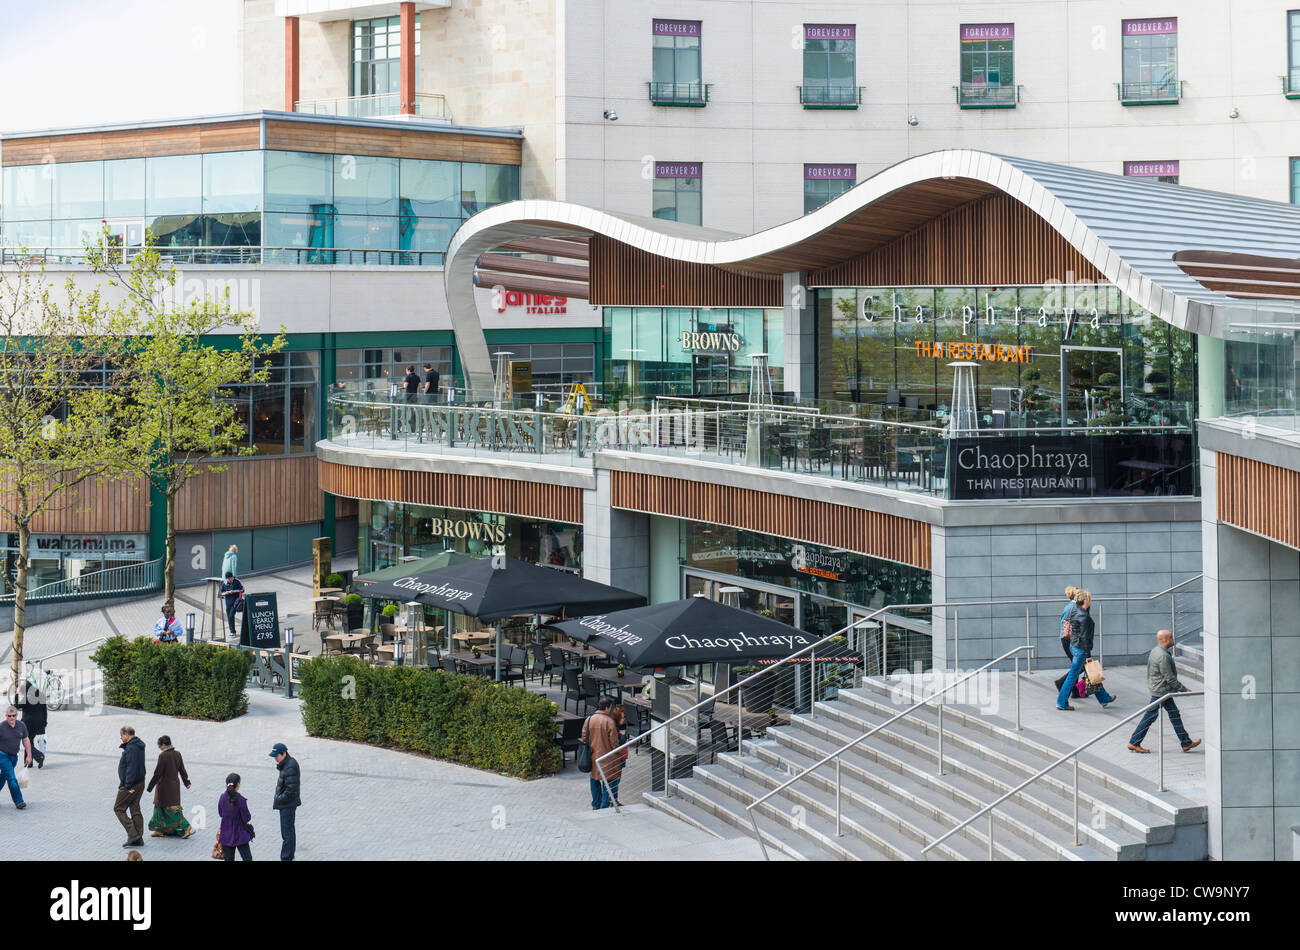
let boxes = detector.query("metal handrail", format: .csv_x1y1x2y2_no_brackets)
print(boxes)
743,644,1036,860
0,558,164,603
0,246,450,267
25,636,110,668
920,690,1203,859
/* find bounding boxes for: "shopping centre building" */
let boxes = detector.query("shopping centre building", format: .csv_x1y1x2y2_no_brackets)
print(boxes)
315,148,1300,859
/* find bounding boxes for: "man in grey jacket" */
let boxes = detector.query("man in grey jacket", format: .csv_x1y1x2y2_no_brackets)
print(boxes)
1127,630,1201,754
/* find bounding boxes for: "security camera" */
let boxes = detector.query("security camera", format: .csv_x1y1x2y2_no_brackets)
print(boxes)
603,110,619,121
1228,107,1240,119
907,114,919,127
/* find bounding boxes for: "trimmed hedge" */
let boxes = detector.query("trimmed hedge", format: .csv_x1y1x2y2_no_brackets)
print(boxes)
298,656,561,779
91,636,253,721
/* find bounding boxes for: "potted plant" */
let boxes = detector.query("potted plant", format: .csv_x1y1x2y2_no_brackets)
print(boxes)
733,664,778,713
471,645,481,659
324,572,344,590
344,593,364,630
616,663,626,677
381,604,400,621
767,707,780,725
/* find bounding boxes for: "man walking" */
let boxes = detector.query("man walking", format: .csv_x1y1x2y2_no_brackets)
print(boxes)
403,365,421,404
1,706,32,809
15,680,47,768
115,725,147,846
220,571,245,640
1128,629,1201,754
270,742,301,861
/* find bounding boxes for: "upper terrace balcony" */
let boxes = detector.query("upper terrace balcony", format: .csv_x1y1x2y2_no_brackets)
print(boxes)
294,92,452,124
322,389,1198,503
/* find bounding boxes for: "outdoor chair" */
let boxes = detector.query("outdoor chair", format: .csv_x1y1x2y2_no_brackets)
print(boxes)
313,600,336,631
379,623,397,643
441,655,460,674
530,643,556,685
548,645,580,676
555,717,584,766
496,648,526,686
622,702,647,743
561,667,583,714
804,428,831,472
579,673,603,713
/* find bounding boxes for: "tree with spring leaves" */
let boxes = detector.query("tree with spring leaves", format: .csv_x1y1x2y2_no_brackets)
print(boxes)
0,254,135,683
87,233,286,614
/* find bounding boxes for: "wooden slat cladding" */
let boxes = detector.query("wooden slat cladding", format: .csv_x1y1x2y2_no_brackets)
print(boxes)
807,192,1104,288
264,120,522,164
177,456,322,532
319,460,582,524
0,476,149,534
2,122,261,166
1217,452,1300,550
611,471,930,570
589,235,783,307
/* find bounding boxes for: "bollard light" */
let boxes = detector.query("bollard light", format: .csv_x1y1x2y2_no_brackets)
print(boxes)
185,612,195,644
394,638,405,666
285,626,294,647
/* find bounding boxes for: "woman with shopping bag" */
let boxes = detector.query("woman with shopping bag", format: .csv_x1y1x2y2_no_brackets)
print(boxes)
1055,590,1117,711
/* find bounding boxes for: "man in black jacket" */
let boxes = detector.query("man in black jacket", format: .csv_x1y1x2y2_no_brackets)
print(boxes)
270,742,301,861
115,726,147,847
15,680,47,768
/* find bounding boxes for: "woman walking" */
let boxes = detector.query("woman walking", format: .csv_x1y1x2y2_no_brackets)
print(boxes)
1056,590,1117,710
145,735,194,838
218,773,254,861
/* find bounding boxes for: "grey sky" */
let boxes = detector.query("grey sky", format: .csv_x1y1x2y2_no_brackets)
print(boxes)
0,0,242,133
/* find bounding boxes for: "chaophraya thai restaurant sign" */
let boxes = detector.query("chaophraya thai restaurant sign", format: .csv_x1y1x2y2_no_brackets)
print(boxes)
949,432,1195,499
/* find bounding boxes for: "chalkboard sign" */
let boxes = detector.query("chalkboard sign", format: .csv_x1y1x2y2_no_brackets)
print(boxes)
240,592,281,648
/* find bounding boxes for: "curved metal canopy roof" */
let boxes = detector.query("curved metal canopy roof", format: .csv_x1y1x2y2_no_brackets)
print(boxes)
446,149,1300,397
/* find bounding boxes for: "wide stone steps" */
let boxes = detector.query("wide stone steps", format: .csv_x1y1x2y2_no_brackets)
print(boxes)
764,715,1108,860
833,688,1195,845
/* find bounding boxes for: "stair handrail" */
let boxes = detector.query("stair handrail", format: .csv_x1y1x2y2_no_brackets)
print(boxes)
919,689,1204,860
742,644,1036,860
592,576,1203,813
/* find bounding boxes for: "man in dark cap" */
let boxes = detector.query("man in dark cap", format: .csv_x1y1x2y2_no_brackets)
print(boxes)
270,742,301,861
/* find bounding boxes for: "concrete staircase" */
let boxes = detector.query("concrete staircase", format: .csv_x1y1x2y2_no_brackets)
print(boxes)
1174,635,1204,684
644,675,1207,861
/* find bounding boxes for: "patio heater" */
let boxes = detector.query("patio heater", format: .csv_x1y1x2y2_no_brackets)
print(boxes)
948,361,979,437
492,351,514,408
404,600,425,666
744,353,775,467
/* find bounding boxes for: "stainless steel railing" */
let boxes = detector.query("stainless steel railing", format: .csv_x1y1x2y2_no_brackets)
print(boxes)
920,690,1204,859
743,645,1037,859
0,558,163,604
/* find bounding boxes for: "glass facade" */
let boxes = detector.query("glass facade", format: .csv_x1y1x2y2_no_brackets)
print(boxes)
682,523,932,670
1,148,519,263
1225,330,1297,420
219,351,320,456
486,342,595,391
604,306,784,401
804,175,854,213
1292,157,1300,204
652,28,701,88
335,345,453,389
1290,10,1300,89
1,533,149,593
358,499,581,574
814,285,1196,430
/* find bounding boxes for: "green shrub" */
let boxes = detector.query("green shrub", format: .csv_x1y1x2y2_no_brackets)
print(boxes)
298,656,561,779
381,604,400,617
325,573,344,588
344,593,363,606
91,637,253,721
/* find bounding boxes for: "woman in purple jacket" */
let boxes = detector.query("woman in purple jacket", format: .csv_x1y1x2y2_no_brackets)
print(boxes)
218,773,254,861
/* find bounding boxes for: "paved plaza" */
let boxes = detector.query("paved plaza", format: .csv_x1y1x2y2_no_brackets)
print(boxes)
1,563,766,861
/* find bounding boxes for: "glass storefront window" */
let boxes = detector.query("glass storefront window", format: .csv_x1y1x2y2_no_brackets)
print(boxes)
52,161,104,219
460,163,519,216
265,151,333,213
145,154,202,216
804,176,854,213
652,173,702,225
959,25,1015,104
351,14,418,97
1,533,148,594
334,213,398,251
2,165,52,221
104,158,145,218
1121,20,1178,100
400,158,459,217
652,28,701,87
203,151,262,213
802,26,855,102
333,155,398,215
813,285,1196,432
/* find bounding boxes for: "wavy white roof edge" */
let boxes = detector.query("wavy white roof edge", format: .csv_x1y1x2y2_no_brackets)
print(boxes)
445,149,1300,395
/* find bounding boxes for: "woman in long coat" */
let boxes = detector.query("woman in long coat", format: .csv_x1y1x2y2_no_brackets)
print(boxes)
146,735,195,838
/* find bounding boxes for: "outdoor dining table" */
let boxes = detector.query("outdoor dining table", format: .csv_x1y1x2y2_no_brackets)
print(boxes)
585,666,646,702
318,587,343,596
449,651,498,676
551,642,604,666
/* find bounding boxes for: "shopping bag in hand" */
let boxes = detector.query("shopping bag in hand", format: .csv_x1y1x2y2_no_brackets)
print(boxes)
1085,658,1105,686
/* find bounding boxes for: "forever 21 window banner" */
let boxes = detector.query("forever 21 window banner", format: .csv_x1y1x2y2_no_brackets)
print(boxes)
949,433,1195,499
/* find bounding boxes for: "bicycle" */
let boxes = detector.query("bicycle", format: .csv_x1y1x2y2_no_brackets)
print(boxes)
21,662,66,712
